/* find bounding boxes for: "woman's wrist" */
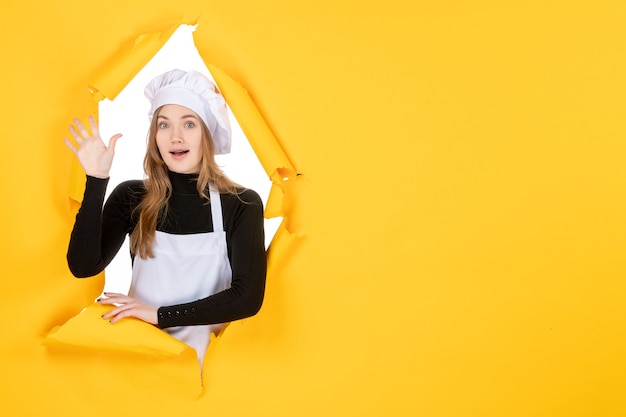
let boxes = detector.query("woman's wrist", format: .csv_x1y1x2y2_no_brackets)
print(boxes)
86,171,110,179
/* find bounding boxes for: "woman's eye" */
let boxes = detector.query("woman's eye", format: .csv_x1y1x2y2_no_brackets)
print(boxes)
185,122,195,128
159,123,168,129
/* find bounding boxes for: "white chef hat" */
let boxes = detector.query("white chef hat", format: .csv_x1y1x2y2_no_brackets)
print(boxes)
145,69,231,155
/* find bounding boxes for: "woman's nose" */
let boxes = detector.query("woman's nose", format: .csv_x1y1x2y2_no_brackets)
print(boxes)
170,127,183,142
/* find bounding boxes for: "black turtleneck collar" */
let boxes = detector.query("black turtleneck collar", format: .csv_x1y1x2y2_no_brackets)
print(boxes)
168,170,201,195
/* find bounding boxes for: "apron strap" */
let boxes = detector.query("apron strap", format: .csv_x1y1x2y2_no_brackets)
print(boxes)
209,185,224,232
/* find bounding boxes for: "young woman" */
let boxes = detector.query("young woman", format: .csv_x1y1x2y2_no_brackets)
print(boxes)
64,69,267,366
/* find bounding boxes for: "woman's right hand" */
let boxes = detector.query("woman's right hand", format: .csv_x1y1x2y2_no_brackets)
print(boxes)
63,115,123,179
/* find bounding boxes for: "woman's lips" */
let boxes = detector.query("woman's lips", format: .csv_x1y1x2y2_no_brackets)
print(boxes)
169,150,189,159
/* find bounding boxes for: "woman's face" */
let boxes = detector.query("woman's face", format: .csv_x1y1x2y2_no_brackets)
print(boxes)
155,104,204,174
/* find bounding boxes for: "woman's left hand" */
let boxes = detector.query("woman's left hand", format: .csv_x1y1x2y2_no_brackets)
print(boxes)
98,293,159,325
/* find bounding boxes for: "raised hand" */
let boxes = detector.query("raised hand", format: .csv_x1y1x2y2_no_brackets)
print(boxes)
63,115,122,179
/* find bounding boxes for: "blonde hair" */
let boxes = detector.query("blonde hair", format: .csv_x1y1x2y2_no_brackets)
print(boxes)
130,106,241,259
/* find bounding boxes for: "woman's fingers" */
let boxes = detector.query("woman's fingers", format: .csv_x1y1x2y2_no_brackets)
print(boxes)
73,117,92,140
68,116,99,144
63,137,77,154
66,117,92,152
97,292,128,304
66,116,122,149
103,303,134,323
63,116,122,178
68,124,84,144
87,115,99,138
107,133,123,152
97,293,158,325
99,297,136,320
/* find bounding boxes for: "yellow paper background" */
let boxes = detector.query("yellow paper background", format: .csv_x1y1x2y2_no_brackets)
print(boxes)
1,1,626,416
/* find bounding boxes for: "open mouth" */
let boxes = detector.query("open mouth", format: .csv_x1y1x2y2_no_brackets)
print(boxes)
170,150,189,156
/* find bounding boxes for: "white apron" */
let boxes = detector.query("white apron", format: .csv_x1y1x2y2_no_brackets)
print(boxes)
128,187,232,366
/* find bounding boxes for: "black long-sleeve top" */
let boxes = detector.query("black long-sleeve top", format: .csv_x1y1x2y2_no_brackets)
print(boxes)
66,171,267,329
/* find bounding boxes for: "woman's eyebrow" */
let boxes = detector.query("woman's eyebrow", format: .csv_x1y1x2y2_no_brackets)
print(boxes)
156,114,198,120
